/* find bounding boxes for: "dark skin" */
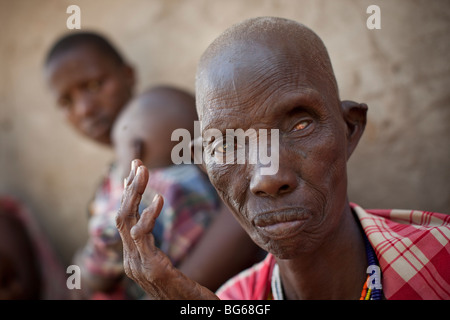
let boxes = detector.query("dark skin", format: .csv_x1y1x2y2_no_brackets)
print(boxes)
46,46,260,296
111,87,263,292
117,162,218,299
112,87,200,177
117,163,261,297
45,44,135,146
116,18,369,299
44,43,134,297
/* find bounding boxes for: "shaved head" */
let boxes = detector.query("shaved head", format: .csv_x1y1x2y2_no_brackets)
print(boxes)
115,86,197,142
192,17,368,259
132,86,197,126
112,86,197,175
196,17,339,121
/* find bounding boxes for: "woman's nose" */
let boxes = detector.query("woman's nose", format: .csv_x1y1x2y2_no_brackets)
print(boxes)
249,164,298,197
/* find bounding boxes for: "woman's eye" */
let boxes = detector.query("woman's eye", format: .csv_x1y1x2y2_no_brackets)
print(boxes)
293,120,311,131
217,142,232,153
86,80,102,93
211,138,243,164
58,97,72,109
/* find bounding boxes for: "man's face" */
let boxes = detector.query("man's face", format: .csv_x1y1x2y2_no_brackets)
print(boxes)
199,45,350,259
46,45,134,145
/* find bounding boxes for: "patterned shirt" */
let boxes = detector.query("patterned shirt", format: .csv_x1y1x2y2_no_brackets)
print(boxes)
216,203,450,300
79,163,221,299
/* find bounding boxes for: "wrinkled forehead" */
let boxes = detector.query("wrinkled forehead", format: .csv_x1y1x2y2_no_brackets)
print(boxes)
196,40,337,128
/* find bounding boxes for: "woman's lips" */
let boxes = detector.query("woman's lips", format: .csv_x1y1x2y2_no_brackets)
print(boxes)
253,209,309,239
258,220,307,238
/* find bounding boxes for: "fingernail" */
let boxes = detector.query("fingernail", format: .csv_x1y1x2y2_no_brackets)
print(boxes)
152,194,159,203
123,178,127,189
131,160,137,172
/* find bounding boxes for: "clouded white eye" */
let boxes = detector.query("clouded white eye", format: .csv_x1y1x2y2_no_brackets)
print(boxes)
216,142,231,154
293,120,311,131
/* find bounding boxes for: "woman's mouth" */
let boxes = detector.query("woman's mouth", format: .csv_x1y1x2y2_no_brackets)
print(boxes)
253,208,309,239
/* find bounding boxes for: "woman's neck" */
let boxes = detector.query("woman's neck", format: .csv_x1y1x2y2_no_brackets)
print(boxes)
276,204,367,300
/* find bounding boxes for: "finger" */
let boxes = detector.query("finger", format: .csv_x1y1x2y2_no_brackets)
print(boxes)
131,194,164,258
122,165,149,223
131,164,149,198
131,195,164,261
124,159,144,188
116,164,149,252
132,194,164,237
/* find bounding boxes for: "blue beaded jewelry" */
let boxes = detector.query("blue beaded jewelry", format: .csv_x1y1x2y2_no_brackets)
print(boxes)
363,234,384,300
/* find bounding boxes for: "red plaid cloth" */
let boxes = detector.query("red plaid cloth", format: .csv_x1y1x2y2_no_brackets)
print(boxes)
353,203,450,299
216,204,450,300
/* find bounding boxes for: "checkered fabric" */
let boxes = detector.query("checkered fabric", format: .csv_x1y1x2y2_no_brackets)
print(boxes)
353,203,450,299
216,204,450,300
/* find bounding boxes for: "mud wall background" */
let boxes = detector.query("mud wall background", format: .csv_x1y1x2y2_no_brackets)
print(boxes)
1,0,449,265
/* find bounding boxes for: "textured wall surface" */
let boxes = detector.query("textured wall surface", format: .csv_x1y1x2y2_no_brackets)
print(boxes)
1,0,449,265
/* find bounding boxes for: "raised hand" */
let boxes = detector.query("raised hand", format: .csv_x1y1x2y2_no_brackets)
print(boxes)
115,159,219,300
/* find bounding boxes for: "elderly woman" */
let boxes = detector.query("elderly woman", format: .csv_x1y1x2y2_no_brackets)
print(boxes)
115,17,450,300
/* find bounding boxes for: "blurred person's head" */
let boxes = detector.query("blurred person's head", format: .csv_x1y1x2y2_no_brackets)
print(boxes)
112,86,197,178
44,31,136,146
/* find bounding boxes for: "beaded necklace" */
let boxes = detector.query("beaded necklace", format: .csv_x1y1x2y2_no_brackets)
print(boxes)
270,234,383,300
360,234,383,300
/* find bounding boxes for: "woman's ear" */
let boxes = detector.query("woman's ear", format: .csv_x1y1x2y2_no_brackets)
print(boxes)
341,100,368,160
190,136,207,173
